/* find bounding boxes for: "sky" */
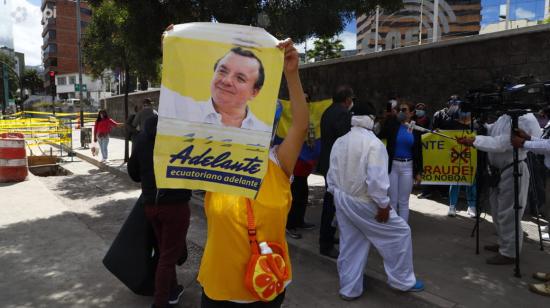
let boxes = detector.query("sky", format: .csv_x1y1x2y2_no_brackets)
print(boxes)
4,0,548,66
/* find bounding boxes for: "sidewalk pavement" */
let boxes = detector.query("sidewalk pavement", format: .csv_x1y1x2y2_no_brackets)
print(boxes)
3,127,550,307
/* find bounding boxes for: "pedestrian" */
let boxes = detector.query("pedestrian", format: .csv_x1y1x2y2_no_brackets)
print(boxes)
432,95,460,130
511,128,550,296
128,114,192,308
443,104,477,218
286,93,320,239
126,105,141,152
317,85,354,259
379,100,423,222
133,98,158,133
457,112,540,264
197,38,307,307
93,109,121,162
413,102,435,200
327,103,424,301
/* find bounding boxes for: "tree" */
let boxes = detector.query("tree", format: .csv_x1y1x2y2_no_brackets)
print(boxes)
83,0,136,161
0,52,20,113
22,69,44,95
306,37,345,61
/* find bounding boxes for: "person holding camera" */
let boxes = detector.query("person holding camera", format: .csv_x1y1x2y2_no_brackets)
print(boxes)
457,112,540,265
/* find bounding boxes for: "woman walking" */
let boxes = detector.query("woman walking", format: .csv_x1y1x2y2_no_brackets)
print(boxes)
380,101,423,222
93,109,121,162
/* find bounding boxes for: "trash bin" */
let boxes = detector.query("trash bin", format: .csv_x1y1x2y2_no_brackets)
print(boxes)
81,127,92,148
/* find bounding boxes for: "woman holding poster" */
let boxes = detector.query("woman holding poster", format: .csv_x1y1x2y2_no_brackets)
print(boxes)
196,38,307,306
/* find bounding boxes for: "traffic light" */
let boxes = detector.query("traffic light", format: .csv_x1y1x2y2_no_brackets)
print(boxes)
49,70,56,97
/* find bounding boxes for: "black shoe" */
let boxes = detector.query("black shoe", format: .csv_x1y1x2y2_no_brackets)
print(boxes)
486,253,515,265
484,244,499,253
168,284,184,305
286,228,302,239
320,247,339,259
298,222,315,230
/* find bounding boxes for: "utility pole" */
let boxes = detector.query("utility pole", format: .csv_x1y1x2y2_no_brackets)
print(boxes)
76,0,85,147
419,0,424,45
1,63,8,115
375,5,380,52
433,0,440,42
505,0,511,30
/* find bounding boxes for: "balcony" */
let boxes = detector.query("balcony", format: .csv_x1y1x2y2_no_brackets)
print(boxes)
41,0,55,11
42,19,56,37
42,30,56,50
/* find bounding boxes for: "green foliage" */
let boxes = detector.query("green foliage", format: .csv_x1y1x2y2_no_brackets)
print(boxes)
0,52,19,99
84,0,403,84
306,37,345,61
22,69,44,95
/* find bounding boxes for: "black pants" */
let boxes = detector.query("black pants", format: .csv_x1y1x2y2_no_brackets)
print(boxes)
287,175,308,229
319,177,336,252
201,290,285,307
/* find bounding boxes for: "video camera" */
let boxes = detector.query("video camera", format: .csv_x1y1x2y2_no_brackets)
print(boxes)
462,80,550,114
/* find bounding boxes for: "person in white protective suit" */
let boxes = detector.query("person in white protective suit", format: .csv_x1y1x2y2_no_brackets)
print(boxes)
457,112,541,265
327,105,424,301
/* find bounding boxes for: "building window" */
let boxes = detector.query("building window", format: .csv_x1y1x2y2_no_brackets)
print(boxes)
57,76,67,85
80,7,92,16
69,76,76,85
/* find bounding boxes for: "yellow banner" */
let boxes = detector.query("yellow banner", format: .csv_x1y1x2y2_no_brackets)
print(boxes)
276,99,332,139
154,23,283,198
421,130,477,185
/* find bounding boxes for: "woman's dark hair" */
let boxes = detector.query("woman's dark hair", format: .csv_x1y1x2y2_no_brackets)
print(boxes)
96,109,109,122
398,100,415,112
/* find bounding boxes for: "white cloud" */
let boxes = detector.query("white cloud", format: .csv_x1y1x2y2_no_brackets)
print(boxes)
296,31,357,53
515,7,535,20
12,0,43,66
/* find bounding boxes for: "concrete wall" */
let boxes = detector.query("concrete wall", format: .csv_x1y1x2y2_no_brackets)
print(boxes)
295,24,550,114
101,24,550,125
101,90,159,138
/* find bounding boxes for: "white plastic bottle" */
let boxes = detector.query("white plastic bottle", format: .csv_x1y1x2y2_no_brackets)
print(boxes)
259,242,273,255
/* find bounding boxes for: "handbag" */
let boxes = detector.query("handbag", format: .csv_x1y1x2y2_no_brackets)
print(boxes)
244,199,289,302
103,195,158,296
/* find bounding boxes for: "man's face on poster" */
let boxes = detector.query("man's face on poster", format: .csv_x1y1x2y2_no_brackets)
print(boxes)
211,52,261,110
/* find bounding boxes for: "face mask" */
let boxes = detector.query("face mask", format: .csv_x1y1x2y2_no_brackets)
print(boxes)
415,110,426,118
373,121,381,135
348,102,354,111
459,111,471,119
448,105,459,115
397,112,407,122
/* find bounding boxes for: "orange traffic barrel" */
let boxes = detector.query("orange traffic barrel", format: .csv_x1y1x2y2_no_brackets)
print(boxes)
0,133,28,182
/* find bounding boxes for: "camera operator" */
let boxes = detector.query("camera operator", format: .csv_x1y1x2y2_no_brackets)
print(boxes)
511,128,550,297
456,112,541,265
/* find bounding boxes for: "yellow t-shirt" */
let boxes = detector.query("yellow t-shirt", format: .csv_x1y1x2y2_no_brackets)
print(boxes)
197,159,293,302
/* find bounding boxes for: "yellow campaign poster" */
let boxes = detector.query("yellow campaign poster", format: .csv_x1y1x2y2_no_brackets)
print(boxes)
421,130,477,185
154,23,284,198
276,98,332,140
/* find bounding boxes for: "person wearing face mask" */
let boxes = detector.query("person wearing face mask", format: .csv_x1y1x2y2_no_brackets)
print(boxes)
414,103,435,200
318,85,354,259
327,103,424,300
413,103,431,130
379,101,423,222
443,105,478,218
433,95,461,130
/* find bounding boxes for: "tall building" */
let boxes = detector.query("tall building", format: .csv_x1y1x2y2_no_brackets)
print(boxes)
41,0,92,98
357,0,482,54
0,0,15,49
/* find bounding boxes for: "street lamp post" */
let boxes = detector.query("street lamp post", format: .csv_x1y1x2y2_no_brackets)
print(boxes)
76,0,85,147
